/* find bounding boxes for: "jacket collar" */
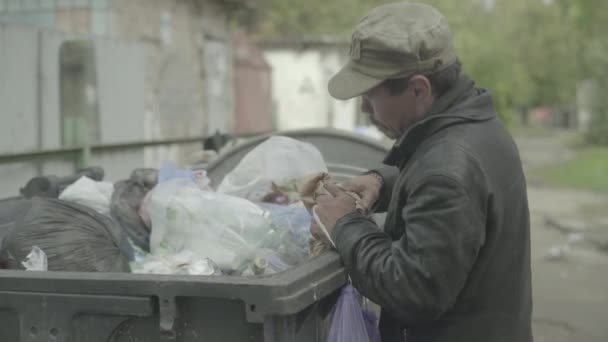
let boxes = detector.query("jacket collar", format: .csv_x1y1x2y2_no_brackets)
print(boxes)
383,74,496,167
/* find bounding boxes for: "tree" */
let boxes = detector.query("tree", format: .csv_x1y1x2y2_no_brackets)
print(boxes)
561,0,608,143
240,0,608,133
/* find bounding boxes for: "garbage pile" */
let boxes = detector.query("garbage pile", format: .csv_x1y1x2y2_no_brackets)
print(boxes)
0,197,131,272
0,136,334,277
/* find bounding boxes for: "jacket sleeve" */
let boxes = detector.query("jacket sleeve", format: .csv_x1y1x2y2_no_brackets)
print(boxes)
331,174,486,326
368,166,400,213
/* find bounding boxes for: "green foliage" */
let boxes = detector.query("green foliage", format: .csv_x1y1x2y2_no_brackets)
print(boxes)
533,147,608,192
586,79,608,145
242,0,608,132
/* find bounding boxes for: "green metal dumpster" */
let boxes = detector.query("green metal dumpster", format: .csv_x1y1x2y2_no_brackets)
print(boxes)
0,253,346,342
0,128,389,342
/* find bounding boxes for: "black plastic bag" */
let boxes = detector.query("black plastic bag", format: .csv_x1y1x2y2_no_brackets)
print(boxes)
0,198,131,272
0,197,30,225
0,197,30,255
20,167,105,199
110,169,158,252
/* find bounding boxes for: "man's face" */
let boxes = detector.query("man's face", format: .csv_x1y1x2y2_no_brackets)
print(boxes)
360,81,423,140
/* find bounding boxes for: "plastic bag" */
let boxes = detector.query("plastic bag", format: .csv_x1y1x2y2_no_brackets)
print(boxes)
258,202,313,266
218,136,328,201
130,168,159,189
111,180,152,253
159,162,196,183
137,190,154,230
328,284,381,342
59,176,114,216
260,180,302,205
21,246,48,271
131,249,222,275
0,197,31,225
111,168,159,253
0,198,131,272
20,167,105,199
159,162,211,191
140,163,211,230
148,178,274,271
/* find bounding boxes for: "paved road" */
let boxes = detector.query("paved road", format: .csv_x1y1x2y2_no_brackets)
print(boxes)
516,132,608,342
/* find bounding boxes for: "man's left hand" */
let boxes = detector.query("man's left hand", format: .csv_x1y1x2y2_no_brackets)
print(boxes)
311,193,357,246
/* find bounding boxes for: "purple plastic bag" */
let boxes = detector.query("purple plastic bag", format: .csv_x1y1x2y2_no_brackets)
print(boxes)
363,309,382,342
328,284,382,342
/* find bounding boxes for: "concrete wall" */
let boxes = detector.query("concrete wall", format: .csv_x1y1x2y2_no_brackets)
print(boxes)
110,0,234,167
0,24,40,197
0,0,112,35
0,24,146,197
233,31,273,134
0,25,39,153
0,0,234,143
0,1,235,198
263,45,358,131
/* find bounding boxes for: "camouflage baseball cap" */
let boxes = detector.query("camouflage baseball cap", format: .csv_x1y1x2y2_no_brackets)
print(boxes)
328,2,458,100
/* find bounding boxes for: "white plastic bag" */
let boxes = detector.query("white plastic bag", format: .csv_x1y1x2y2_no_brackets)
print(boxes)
148,179,274,270
21,246,48,271
59,176,114,216
217,136,328,201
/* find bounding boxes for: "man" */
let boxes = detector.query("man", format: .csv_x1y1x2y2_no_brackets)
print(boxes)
311,2,533,342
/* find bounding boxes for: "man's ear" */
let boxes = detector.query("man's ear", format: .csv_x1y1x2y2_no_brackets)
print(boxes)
409,75,433,101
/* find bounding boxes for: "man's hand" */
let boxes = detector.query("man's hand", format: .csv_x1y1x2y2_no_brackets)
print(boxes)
310,193,357,247
339,173,383,212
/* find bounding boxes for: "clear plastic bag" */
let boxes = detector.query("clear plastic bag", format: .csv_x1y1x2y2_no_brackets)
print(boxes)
148,178,275,271
218,136,328,201
159,162,211,191
328,284,382,342
258,202,313,266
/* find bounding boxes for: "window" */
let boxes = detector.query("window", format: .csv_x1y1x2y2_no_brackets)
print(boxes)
59,40,100,147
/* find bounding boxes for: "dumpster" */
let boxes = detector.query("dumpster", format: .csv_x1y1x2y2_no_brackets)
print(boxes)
202,128,389,229
0,128,389,342
0,253,346,342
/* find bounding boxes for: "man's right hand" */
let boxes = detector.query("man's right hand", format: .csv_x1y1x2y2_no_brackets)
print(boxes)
339,173,383,213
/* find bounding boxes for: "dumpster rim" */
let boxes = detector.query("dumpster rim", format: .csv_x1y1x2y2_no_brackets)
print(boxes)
0,251,347,321
203,128,389,176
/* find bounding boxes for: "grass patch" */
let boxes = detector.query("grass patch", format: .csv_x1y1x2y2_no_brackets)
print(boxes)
559,131,587,148
533,147,608,192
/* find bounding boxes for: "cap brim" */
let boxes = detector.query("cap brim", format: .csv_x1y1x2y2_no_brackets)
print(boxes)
328,61,384,100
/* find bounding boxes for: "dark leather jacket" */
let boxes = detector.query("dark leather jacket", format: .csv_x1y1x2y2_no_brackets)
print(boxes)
332,75,533,342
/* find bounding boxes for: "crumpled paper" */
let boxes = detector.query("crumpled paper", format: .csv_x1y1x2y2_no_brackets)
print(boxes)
297,173,366,256
298,173,365,213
